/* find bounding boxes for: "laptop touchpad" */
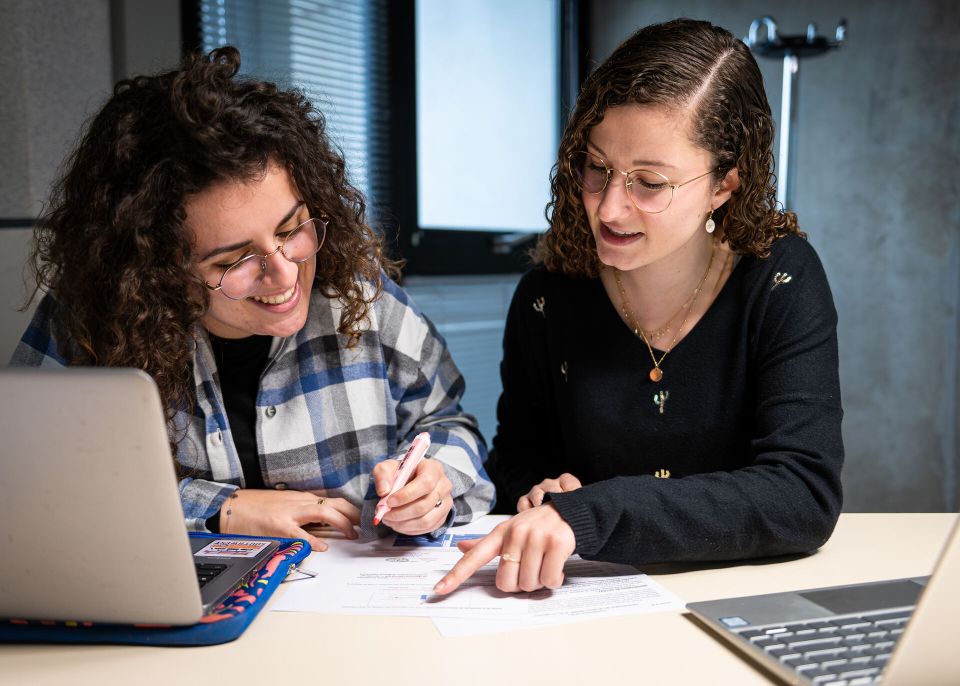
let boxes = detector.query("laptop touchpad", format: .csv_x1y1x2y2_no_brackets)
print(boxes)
800,580,924,615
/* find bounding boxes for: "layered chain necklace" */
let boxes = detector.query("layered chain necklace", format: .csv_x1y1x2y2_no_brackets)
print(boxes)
613,241,717,383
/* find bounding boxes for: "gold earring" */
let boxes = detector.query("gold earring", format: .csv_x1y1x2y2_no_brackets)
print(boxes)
705,210,716,234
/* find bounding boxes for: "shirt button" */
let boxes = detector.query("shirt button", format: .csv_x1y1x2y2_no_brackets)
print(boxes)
265,405,277,418
274,482,288,490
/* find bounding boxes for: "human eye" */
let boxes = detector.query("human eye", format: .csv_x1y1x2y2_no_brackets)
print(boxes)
638,178,667,191
214,252,252,271
632,171,669,191
276,212,309,239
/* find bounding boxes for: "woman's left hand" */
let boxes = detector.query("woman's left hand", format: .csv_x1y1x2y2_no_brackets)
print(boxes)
432,503,576,595
372,457,453,535
518,472,582,511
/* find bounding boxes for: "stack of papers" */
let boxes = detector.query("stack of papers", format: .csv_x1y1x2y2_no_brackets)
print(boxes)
271,516,684,636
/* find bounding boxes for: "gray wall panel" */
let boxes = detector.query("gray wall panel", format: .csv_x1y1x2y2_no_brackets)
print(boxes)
0,0,113,362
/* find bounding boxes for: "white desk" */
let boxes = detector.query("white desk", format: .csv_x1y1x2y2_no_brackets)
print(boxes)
0,513,953,686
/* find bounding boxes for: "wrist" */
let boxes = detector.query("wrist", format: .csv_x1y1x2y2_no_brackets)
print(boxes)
220,489,241,534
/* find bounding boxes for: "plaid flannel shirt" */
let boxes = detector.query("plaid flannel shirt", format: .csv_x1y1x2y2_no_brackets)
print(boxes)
11,276,495,535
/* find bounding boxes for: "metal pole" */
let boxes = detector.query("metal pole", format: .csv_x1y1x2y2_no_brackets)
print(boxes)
778,53,798,210
745,17,846,214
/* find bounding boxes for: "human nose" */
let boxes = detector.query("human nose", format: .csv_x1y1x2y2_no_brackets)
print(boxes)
596,169,635,222
258,244,297,286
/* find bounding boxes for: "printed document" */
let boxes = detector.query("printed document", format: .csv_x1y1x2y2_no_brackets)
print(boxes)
271,516,683,635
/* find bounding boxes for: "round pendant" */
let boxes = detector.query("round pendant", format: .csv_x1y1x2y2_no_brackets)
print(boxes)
649,367,663,382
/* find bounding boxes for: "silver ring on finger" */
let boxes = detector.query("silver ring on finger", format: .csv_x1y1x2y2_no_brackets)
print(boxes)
434,495,443,508
501,552,521,563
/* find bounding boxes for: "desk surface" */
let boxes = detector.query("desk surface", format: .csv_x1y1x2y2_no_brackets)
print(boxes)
0,513,954,686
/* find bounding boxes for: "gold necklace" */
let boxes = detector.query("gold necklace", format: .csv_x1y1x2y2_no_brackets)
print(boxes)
643,281,704,342
613,241,717,383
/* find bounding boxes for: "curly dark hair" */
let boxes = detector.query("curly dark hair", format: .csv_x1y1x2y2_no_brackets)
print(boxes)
27,46,397,431
535,18,802,276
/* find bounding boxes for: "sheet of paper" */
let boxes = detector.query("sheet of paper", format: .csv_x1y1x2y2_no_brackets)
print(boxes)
271,516,508,618
271,515,684,634
430,564,684,636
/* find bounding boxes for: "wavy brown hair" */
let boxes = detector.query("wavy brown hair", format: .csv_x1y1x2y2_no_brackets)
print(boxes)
27,46,397,431
536,18,802,276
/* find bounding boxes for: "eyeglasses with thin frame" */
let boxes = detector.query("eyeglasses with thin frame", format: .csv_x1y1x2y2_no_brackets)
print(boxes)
570,150,717,214
203,216,328,300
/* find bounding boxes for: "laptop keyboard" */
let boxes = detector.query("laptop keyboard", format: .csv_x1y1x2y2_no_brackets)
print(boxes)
733,608,912,685
195,562,228,588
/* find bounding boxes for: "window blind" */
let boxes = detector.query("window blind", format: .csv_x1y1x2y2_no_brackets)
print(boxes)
199,0,392,214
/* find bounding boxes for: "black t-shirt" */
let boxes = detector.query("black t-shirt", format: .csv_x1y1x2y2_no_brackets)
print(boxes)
485,234,844,565
209,334,272,488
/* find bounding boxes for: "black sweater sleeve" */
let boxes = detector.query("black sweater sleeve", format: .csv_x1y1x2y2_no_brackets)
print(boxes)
548,239,844,565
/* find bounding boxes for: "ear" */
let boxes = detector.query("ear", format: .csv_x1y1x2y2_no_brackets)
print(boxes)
711,167,740,210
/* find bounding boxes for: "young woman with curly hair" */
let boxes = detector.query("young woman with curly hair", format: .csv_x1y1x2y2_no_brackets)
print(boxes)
436,18,842,595
11,47,493,550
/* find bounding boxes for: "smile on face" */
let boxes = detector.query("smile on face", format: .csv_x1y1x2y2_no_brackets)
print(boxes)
187,161,316,339
582,104,725,273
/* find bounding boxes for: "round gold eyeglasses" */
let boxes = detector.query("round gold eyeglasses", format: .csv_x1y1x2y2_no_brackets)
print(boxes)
570,150,716,214
203,216,328,300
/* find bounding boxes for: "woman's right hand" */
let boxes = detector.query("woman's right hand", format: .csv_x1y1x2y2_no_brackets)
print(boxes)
517,473,582,511
219,489,360,551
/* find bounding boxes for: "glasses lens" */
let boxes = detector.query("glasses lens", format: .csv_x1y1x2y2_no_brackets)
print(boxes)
220,256,265,300
629,169,672,213
570,152,608,193
281,219,324,263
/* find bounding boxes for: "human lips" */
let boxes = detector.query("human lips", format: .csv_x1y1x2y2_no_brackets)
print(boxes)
251,285,296,305
247,280,304,315
599,222,645,245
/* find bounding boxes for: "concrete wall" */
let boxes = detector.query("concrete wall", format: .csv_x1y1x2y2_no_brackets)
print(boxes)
589,0,960,511
0,0,180,362
0,0,114,361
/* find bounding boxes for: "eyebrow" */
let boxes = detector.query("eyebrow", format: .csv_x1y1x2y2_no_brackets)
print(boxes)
199,201,304,262
586,142,677,170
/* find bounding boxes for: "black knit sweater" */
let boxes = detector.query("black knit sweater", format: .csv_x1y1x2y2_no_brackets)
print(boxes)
485,234,844,565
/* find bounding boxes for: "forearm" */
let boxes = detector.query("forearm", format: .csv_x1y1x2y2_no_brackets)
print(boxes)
549,461,842,565
410,419,495,524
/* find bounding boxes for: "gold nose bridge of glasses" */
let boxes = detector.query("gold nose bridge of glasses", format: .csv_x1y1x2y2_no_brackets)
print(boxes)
221,241,291,285
233,221,321,270
204,220,321,296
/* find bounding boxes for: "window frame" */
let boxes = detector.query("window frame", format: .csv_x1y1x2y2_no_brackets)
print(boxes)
181,0,589,276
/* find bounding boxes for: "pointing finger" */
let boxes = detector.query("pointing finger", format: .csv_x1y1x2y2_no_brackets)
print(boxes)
434,527,504,595
456,538,481,553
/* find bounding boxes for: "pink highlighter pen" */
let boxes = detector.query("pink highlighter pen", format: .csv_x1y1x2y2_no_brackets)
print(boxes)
372,432,432,525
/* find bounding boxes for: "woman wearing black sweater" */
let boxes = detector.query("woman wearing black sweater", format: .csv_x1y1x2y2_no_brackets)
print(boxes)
435,18,842,596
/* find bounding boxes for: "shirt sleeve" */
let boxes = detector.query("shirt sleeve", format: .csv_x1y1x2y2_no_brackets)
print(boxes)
11,295,238,533
8,294,71,367
179,475,238,532
378,278,496,531
484,270,569,513
549,240,845,565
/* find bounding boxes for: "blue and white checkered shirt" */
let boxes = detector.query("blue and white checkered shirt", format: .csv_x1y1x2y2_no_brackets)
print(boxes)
11,276,495,534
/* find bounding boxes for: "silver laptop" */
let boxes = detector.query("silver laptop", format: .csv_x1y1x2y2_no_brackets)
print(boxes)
687,516,960,685
0,367,279,625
